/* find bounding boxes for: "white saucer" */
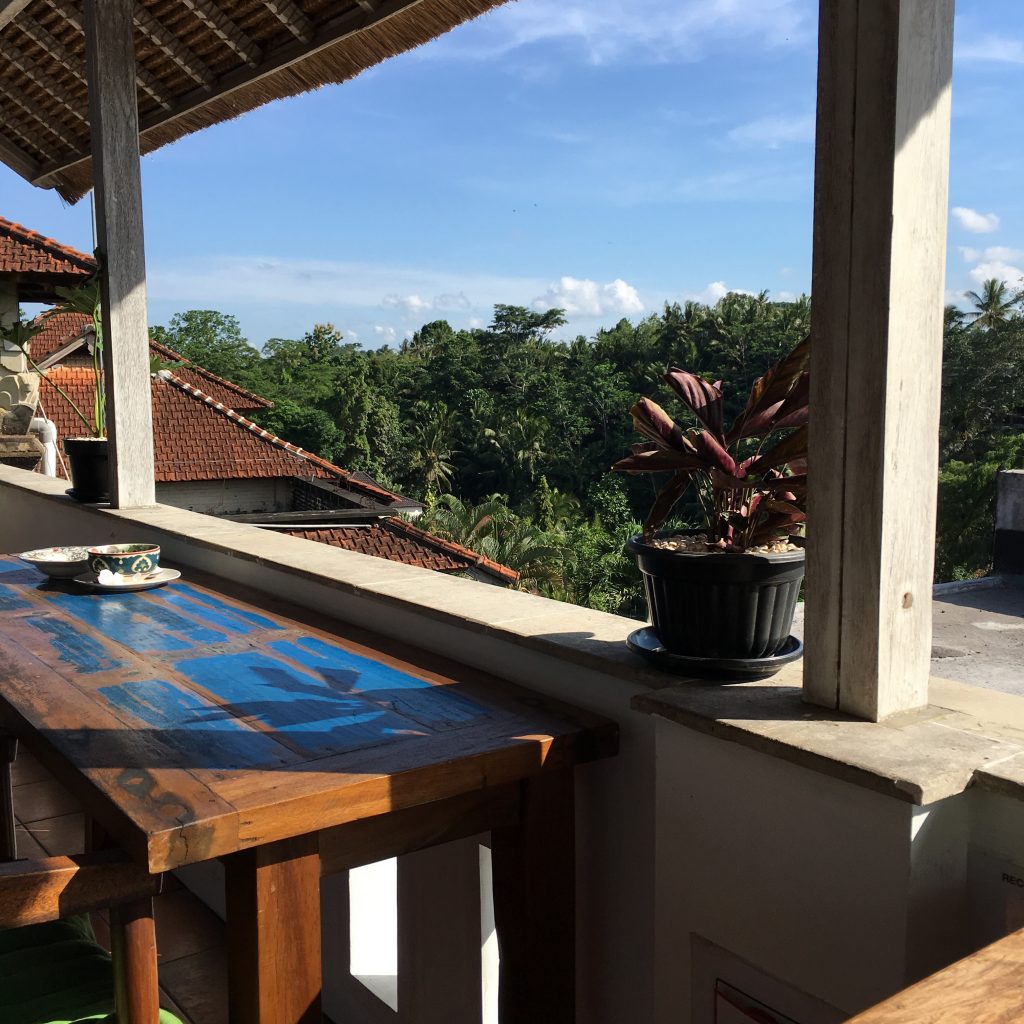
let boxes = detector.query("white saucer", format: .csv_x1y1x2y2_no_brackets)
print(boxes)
72,568,181,592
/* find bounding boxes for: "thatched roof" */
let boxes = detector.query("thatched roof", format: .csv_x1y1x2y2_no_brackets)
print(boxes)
0,0,510,204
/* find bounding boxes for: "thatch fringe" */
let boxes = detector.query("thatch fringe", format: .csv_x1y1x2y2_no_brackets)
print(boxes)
45,0,510,204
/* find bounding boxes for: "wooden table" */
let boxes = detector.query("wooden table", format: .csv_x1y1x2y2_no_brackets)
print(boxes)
843,929,1024,1024
0,555,617,1024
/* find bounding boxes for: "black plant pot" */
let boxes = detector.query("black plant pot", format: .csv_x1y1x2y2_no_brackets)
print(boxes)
64,437,109,503
627,533,805,661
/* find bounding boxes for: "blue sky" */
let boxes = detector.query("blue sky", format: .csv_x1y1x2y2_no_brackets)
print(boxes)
4,0,1024,347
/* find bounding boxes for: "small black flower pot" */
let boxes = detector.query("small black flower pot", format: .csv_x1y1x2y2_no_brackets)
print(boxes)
64,437,109,503
626,533,805,662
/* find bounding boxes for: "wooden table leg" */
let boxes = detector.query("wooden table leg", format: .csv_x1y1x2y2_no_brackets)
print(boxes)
491,769,576,1024
0,732,17,862
225,835,322,1024
111,895,160,1024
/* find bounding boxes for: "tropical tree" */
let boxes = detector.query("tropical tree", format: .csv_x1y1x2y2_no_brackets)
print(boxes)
965,278,1019,330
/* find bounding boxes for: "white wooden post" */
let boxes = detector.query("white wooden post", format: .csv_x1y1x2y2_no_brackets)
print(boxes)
83,0,156,508
804,0,954,720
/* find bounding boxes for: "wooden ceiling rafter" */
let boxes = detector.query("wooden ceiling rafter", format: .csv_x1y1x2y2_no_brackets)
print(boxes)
1,109,61,167
14,12,85,83
0,0,33,29
0,133,40,180
1,0,514,200
3,38,86,124
41,0,174,111
33,0,426,187
178,0,262,68
0,77,80,150
260,0,313,44
133,4,214,90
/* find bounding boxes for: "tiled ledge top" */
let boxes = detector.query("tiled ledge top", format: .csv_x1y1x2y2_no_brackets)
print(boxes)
634,666,1024,806
5,466,1024,807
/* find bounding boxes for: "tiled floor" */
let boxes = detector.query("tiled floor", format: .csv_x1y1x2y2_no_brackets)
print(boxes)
11,746,229,1024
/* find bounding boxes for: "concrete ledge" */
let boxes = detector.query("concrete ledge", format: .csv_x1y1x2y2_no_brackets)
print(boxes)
0,465,670,696
6,465,1024,808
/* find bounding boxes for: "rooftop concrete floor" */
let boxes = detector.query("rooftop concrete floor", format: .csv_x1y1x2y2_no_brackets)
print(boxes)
791,576,1024,696
930,576,1024,695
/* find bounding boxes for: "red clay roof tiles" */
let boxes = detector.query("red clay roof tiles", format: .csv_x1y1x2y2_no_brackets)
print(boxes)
0,217,95,278
38,363,407,507
282,520,519,583
29,312,272,412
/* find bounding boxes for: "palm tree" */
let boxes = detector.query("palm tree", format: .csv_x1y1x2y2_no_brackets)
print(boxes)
420,494,562,590
965,278,1019,330
411,405,457,498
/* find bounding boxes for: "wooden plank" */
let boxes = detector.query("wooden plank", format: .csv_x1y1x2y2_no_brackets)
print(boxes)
0,850,162,927
845,929,1024,1023
0,0,33,30
0,731,15,861
491,770,576,1024
804,0,954,720
803,0,857,711
83,0,156,508
319,784,518,875
111,896,161,1024
225,835,322,1024
0,631,240,871
0,130,42,180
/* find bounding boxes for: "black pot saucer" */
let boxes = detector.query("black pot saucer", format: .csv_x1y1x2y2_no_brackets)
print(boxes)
626,629,803,682
65,488,111,505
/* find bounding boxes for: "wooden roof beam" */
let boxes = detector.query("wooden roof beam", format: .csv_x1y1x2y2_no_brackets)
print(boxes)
133,4,214,90
0,113,61,169
33,0,426,187
0,78,81,151
14,12,86,83
4,40,87,124
0,130,41,181
42,0,174,111
179,0,262,68
0,0,32,30
261,0,314,44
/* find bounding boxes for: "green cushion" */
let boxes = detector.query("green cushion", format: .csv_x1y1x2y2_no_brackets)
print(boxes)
0,916,182,1024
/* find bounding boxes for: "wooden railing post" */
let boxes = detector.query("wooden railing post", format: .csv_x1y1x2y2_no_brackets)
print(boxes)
804,0,954,720
83,0,156,509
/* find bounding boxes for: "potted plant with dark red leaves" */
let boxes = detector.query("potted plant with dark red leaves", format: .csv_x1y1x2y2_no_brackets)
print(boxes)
612,336,809,679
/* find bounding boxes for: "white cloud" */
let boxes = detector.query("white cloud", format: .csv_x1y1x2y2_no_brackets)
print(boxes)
960,246,981,262
149,256,546,312
532,276,644,316
956,34,1024,64
382,291,473,317
728,113,814,148
427,0,812,66
373,325,398,342
969,260,1024,288
951,207,1000,234
683,281,753,304
978,246,1023,263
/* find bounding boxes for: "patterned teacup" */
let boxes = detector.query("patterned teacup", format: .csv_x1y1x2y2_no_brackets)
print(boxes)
87,543,161,576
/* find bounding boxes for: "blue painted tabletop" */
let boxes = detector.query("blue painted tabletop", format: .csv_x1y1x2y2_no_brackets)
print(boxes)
0,554,615,870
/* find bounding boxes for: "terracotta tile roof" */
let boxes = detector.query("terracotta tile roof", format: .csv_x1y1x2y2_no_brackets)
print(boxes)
149,340,272,412
28,311,91,364
158,373,405,502
29,312,272,412
37,364,408,507
0,217,96,278
282,519,520,584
